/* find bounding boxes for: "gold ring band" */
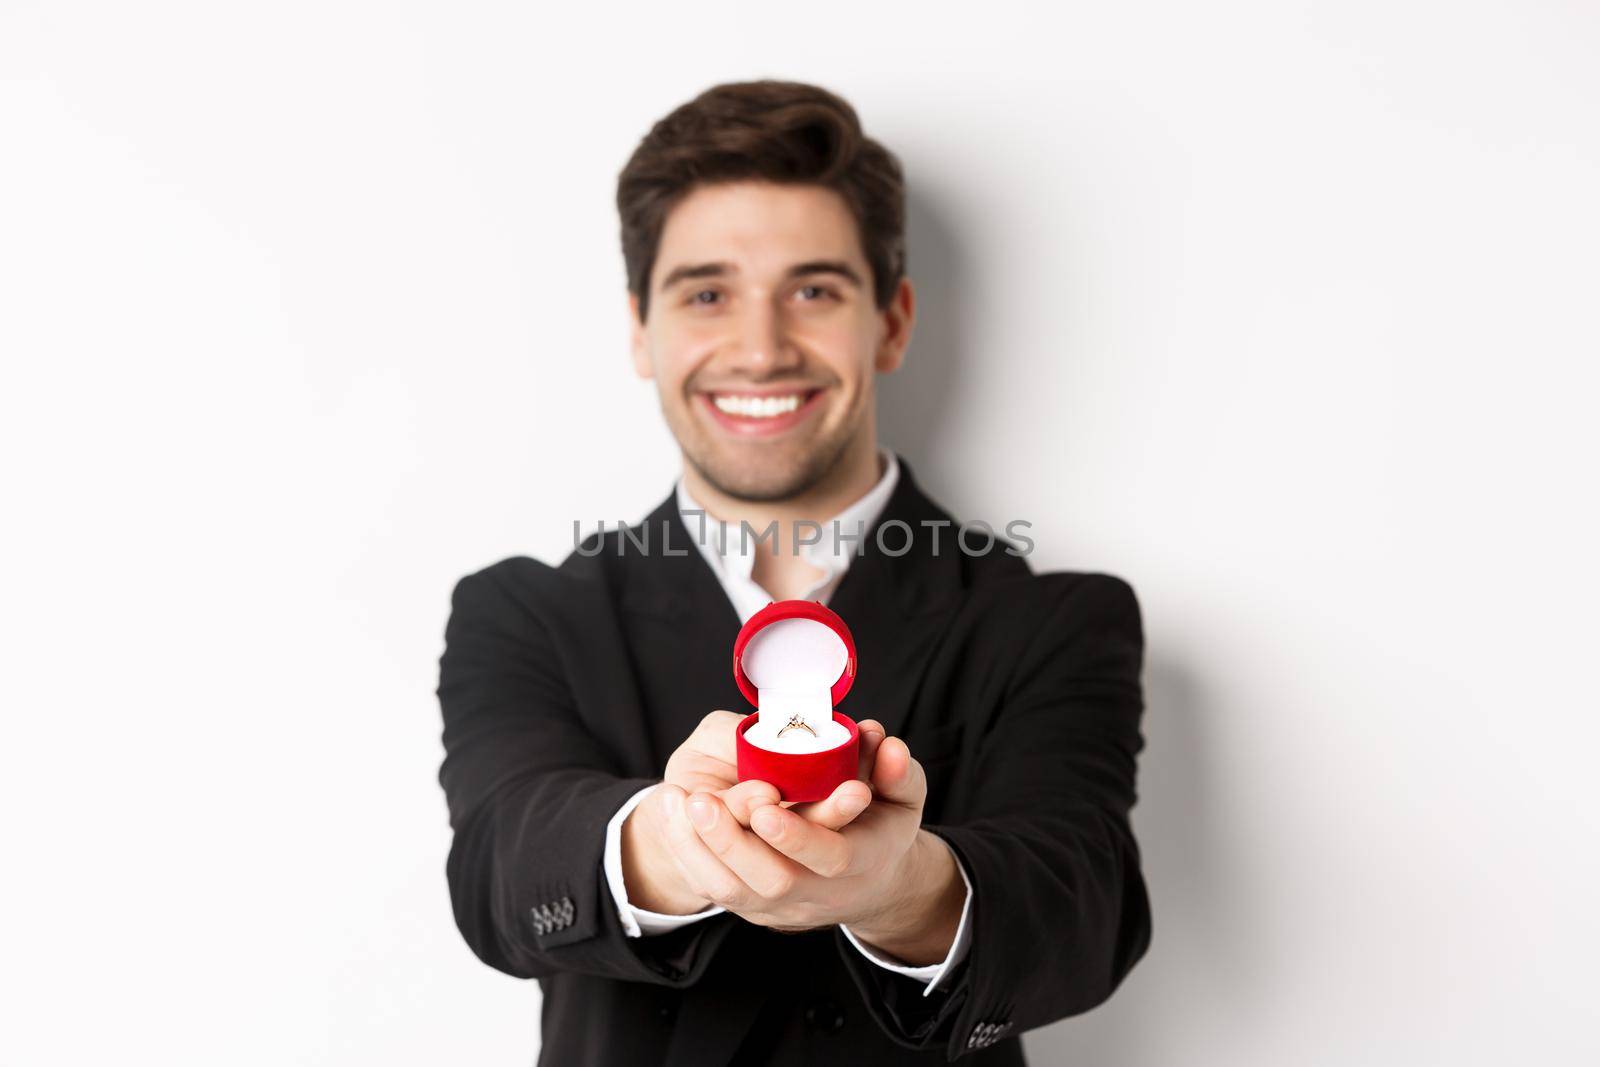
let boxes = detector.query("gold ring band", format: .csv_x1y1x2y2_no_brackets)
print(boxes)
776,714,817,739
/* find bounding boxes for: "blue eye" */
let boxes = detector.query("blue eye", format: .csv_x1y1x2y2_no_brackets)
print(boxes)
690,290,721,305
798,285,835,301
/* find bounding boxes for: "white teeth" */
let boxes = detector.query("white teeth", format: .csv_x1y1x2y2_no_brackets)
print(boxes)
712,393,806,418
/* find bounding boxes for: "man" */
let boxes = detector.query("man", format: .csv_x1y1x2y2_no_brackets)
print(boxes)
436,79,1151,1065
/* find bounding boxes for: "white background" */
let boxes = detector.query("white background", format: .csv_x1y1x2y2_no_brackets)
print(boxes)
3,2,1597,1064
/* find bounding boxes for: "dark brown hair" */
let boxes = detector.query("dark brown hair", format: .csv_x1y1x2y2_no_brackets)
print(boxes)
616,79,906,322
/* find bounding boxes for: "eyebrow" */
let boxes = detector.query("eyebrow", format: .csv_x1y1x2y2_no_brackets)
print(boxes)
656,259,865,292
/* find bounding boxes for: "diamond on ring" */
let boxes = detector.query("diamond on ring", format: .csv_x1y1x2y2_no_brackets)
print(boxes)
776,714,817,739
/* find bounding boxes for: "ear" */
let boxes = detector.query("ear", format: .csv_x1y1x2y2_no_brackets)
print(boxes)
628,292,654,380
873,277,915,374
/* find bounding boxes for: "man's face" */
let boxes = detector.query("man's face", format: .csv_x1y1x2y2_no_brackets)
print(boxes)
630,180,911,502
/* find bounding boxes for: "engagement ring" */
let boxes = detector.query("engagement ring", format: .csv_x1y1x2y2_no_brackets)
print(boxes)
776,714,817,739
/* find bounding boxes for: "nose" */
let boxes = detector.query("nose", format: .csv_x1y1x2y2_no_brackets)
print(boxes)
728,298,802,376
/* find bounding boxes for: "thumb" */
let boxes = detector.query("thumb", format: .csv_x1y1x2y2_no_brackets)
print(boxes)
870,736,925,808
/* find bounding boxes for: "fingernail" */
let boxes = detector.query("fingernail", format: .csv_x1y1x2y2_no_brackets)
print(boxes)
838,793,868,818
662,790,681,818
688,798,716,830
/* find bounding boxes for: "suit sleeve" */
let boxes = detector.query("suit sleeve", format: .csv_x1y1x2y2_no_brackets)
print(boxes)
436,563,737,985
835,573,1153,1059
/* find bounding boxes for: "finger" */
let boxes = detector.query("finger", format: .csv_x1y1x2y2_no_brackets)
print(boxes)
654,784,755,910
690,709,747,765
750,802,861,879
785,778,873,830
854,719,885,782
664,738,740,791
719,778,782,826
869,736,926,808
673,763,740,796
686,791,803,901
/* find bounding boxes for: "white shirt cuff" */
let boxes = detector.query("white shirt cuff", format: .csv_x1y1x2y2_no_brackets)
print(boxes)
604,783,726,937
839,835,974,996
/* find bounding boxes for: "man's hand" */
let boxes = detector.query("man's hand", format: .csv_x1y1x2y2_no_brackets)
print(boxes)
675,730,965,967
620,710,887,915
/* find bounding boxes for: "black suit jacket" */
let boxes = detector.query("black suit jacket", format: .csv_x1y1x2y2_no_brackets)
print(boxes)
436,458,1151,1065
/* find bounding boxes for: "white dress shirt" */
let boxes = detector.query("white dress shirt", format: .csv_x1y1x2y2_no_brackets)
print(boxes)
600,448,975,995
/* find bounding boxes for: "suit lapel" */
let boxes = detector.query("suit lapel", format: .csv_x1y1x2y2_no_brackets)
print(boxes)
619,457,968,745
618,492,743,632
826,456,967,743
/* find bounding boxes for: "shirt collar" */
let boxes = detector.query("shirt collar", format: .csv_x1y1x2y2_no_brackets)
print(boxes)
675,448,900,585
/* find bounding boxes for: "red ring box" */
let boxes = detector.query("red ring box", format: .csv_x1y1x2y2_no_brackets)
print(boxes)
733,600,859,803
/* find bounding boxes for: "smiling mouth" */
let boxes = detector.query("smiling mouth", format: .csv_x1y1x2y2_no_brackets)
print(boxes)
697,387,828,435
708,390,820,418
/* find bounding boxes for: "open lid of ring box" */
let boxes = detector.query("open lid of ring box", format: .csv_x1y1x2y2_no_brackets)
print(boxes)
733,600,856,753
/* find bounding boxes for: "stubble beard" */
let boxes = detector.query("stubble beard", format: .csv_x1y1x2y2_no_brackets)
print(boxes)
667,400,861,504
685,434,855,503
